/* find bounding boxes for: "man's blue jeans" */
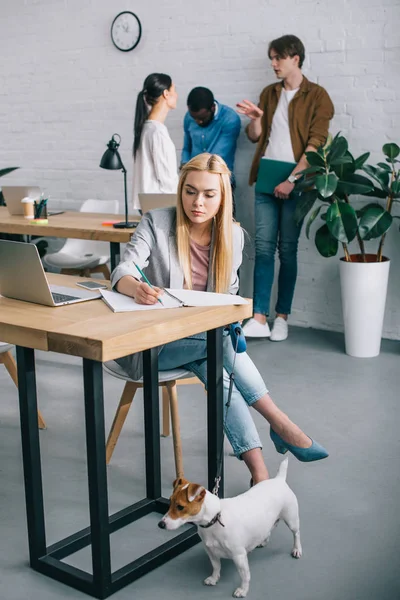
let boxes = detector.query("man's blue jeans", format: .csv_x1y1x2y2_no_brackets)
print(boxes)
253,191,302,316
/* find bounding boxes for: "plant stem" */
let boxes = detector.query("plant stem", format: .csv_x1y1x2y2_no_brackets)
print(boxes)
377,168,396,262
344,193,366,262
342,242,351,262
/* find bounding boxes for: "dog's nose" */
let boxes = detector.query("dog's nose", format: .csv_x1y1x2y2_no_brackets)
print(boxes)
158,520,166,529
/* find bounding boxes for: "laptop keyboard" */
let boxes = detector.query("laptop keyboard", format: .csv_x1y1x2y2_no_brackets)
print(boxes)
52,292,80,304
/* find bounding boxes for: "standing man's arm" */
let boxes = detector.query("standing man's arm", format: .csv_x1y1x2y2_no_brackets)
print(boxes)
181,113,192,167
274,88,335,199
236,93,265,142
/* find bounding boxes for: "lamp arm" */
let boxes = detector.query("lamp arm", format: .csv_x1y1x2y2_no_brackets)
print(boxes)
115,150,128,226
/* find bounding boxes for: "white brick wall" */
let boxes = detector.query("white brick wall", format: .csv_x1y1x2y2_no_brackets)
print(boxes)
1,0,399,339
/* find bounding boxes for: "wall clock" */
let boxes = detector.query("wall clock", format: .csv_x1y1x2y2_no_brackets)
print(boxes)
111,11,142,52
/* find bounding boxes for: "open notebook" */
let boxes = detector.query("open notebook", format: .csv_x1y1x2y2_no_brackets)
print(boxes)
101,288,249,313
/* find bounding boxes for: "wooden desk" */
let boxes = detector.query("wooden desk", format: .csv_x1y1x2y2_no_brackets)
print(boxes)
0,274,252,598
0,207,140,270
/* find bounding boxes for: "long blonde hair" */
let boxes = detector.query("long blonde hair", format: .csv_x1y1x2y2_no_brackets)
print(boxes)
176,153,233,293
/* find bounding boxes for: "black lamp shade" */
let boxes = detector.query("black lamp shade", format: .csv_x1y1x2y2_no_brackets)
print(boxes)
100,148,123,170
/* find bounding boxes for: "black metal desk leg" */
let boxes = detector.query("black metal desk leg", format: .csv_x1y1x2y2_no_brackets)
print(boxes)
83,359,112,597
206,328,224,497
16,346,47,566
142,348,161,500
110,242,120,272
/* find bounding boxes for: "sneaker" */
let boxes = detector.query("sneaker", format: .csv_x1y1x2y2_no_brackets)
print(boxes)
270,317,288,341
242,318,271,338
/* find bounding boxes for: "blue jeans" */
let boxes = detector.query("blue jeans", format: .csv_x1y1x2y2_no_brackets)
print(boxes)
158,332,268,458
254,191,302,316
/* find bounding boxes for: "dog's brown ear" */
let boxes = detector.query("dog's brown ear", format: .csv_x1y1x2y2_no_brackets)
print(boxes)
187,483,206,503
173,477,189,489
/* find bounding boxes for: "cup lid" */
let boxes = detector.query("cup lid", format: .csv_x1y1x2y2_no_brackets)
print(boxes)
21,196,35,203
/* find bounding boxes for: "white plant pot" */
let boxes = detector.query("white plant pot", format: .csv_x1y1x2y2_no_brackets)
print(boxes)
339,255,390,358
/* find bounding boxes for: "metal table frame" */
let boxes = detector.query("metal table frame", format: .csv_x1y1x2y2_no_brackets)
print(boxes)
16,328,224,599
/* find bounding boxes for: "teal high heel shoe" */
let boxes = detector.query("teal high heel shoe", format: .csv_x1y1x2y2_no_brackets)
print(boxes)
270,428,329,462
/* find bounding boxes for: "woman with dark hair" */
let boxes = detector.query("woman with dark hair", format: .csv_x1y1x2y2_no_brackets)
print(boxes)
132,73,179,210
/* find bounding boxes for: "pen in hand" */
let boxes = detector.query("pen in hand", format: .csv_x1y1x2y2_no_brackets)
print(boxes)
133,262,164,305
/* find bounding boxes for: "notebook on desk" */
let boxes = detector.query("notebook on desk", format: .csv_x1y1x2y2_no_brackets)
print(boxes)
101,288,248,313
255,158,296,195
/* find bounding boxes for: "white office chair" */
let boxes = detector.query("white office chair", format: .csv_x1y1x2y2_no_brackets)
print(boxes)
103,360,202,478
0,341,46,429
43,199,119,279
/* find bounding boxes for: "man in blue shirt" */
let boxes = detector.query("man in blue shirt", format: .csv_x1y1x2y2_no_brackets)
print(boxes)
181,86,241,180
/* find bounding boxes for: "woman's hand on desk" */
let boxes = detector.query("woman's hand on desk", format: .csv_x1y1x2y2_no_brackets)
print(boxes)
116,275,163,305
134,282,163,305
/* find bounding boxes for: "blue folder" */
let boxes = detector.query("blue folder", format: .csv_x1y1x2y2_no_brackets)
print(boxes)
255,158,297,194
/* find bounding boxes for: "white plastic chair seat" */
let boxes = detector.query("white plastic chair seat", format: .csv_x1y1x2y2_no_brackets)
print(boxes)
103,360,193,383
44,250,109,269
43,199,119,271
0,342,14,354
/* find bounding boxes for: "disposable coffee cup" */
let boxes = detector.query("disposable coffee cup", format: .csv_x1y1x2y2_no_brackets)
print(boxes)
21,197,35,219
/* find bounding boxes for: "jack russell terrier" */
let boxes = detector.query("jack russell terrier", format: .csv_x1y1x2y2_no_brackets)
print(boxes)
158,457,301,598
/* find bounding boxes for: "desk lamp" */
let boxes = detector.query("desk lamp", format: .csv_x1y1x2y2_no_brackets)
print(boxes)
99,134,136,229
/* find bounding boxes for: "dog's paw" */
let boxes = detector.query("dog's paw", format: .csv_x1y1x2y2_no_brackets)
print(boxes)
291,546,302,559
204,575,219,586
233,586,248,598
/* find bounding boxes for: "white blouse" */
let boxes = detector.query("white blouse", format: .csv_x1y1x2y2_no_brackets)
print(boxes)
132,120,179,210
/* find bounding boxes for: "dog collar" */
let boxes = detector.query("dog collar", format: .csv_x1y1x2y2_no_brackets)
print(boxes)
199,511,225,528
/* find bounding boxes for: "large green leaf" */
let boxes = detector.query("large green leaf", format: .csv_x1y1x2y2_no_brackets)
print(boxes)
363,164,390,191
336,174,374,196
356,202,383,218
358,205,393,240
363,185,387,199
315,224,338,257
332,151,355,179
377,162,391,171
326,201,358,243
315,173,338,198
0,167,19,178
306,151,326,168
294,189,318,224
382,143,400,160
354,152,370,170
330,155,354,166
328,135,348,164
306,204,324,239
296,165,325,178
391,180,400,197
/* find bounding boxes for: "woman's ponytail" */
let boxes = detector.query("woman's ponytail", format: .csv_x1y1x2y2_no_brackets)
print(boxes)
132,73,172,158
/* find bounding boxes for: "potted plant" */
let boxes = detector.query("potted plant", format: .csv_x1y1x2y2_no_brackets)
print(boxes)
294,135,399,358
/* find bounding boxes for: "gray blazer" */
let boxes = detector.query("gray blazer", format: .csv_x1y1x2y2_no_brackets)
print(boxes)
110,207,244,380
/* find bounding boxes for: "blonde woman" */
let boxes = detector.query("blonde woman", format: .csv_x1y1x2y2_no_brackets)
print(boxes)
112,154,328,484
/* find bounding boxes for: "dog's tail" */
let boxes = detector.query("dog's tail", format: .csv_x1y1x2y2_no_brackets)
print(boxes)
276,457,289,481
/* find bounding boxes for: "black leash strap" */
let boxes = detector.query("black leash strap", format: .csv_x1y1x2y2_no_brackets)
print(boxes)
211,330,240,496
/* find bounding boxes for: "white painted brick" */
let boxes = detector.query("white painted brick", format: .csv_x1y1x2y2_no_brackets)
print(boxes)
0,0,398,340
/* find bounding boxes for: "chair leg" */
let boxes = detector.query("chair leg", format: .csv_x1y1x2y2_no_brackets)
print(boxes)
161,386,170,437
106,381,139,464
165,381,184,478
1,350,47,429
94,264,111,280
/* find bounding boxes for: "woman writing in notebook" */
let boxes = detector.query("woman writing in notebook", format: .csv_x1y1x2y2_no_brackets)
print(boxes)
112,153,328,484
132,72,179,211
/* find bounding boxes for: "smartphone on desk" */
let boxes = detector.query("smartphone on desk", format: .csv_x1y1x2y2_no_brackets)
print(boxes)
76,281,108,290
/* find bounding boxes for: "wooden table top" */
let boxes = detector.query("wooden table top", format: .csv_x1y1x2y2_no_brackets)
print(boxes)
0,274,252,362
0,207,139,242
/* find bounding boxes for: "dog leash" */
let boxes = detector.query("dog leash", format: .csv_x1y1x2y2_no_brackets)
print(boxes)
211,323,245,497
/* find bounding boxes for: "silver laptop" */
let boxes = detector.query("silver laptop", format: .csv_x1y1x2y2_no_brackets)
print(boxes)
2,186,42,216
138,193,177,214
0,240,101,307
